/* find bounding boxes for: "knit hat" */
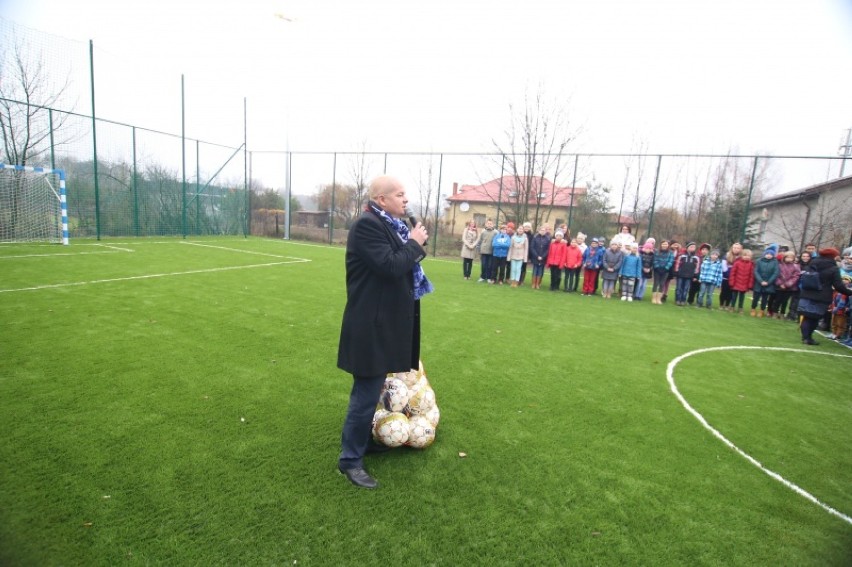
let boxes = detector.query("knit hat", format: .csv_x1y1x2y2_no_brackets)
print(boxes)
555,230,564,238
506,222,515,230
842,247,852,258
819,247,840,258
686,241,695,248
763,243,778,256
699,242,711,251
642,238,655,252
711,249,721,257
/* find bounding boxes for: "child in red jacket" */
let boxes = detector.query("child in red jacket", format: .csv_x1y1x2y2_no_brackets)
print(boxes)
728,249,755,313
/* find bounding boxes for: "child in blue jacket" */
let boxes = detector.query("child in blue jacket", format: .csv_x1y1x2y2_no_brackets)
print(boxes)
491,226,511,285
696,249,724,309
619,243,643,302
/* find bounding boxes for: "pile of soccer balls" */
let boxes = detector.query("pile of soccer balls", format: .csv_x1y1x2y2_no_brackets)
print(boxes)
372,360,439,449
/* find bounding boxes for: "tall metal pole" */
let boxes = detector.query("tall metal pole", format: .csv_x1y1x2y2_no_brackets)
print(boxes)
839,128,851,178
647,155,662,238
496,155,505,224
568,154,578,229
132,127,139,236
285,151,292,240
244,97,249,238
740,156,760,244
181,74,187,238
89,40,101,241
330,152,337,244
196,139,201,235
432,153,443,257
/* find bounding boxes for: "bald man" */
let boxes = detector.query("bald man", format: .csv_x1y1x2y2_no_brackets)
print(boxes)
336,176,430,488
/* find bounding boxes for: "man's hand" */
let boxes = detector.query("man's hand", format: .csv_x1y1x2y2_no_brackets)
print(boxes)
410,223,428,246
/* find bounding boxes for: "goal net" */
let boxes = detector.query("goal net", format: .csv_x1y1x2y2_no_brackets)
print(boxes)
0,164,69,245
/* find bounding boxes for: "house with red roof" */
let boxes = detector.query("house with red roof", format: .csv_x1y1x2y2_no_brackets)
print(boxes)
445,176,586,235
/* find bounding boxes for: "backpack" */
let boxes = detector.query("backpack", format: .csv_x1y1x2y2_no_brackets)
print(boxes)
799,266,822,291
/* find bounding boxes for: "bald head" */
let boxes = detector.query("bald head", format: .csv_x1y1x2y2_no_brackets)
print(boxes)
369,175,408,218
369,175,403,200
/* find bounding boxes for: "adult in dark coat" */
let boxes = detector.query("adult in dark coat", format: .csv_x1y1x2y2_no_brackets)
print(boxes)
337,176,430,489
797,248,852,345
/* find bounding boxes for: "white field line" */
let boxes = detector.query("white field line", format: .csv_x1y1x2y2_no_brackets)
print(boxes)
667,346,852,526
179,241,292,258
0,258,310,294
0,243,134,259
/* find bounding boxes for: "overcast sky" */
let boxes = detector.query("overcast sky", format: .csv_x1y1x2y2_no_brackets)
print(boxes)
3,0,852,197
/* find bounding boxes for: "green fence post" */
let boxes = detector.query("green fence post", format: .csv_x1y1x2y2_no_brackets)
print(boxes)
181,74,187,239
89,40,101,240
740,156,759,244
132,126,139,236
330,152,337,244
647,155,662,237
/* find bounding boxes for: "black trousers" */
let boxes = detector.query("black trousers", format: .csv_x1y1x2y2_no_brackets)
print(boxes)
339,374,385,470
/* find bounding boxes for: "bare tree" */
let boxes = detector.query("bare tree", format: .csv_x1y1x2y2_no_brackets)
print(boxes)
772,192,852,252
347,140,372,214
492,86,580,229
0,36,74,166
415,155,439,231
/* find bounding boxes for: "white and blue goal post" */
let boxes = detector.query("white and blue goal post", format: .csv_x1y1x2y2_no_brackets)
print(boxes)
0,163,69,245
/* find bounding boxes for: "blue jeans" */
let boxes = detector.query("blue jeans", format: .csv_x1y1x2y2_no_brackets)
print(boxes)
634,276,649,299
339,374,386,470
675,277,692,303
697,282,716,307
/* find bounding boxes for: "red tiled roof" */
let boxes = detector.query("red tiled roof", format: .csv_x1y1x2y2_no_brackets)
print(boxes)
447,176,585,207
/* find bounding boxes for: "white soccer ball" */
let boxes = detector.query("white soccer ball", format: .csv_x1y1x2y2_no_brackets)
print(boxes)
372,409,391,432
393,369,420,389
406,415,436,449
373,412,410,447
404,374,434,412
380,377,410,412
425,405,440,429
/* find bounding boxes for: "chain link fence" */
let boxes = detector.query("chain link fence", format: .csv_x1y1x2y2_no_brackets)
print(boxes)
3,18,849,254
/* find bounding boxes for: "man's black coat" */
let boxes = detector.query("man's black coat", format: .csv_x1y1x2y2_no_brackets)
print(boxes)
337,208,425,377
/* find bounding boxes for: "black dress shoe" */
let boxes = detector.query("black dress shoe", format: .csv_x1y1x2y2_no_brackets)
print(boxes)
338,466,378,489
802,338,819,345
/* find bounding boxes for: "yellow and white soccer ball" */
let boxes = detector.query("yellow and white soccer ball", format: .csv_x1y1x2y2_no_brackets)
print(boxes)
406,415,436,448
404,375,436,415
380,377,410,412
372,408,391,432
424,405,440,429
392,369,419,389
373,411,410,447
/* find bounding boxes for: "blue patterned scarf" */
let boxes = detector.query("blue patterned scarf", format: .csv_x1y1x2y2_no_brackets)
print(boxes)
368,202,434,300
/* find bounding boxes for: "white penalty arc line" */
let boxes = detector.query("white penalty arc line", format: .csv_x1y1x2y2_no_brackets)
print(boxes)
0,258,310,293
667,346,852,526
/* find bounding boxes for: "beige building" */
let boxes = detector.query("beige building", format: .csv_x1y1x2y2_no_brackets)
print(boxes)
445,176,585,235
749,175,852,252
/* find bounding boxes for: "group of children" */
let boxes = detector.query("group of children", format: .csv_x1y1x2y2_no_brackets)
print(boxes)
459,219,852,346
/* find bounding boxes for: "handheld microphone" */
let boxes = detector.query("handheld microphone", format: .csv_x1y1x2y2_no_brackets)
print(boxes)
405,207,427,245
405,207,418,229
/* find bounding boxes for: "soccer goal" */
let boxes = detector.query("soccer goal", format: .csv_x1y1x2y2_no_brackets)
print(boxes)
0,164,69,245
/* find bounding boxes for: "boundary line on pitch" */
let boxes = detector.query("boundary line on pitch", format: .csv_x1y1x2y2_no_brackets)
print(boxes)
0,243,134,259
667,345,852,526
0,258,311,294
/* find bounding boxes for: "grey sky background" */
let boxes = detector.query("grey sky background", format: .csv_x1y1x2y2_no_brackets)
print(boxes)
3,0,852,201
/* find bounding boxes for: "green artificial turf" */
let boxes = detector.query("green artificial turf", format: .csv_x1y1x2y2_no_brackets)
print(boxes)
1,237,850,566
